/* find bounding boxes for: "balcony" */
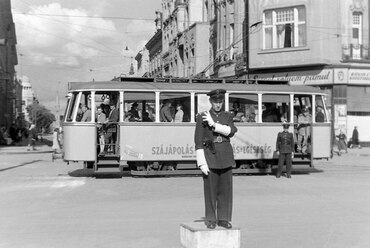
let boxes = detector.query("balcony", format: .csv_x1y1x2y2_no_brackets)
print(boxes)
342,44,369,61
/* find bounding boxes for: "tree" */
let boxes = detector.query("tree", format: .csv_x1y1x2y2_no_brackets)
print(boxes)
26,103,56,132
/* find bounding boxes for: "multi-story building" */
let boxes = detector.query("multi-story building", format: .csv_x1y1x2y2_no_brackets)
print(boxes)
146,11,163,78
247,0,370,145
0,0,18,128
20,76,34,123
135,48,150,77
161,0,210,77
209,0,247,78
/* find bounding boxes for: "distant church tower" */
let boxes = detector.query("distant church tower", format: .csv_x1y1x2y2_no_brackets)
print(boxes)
129,62,135,75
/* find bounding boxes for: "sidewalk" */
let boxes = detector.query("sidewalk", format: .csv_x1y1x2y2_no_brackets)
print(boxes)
333,146,370,157
0,139,53,155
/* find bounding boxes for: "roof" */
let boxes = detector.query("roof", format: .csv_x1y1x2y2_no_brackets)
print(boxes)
68,77,326,95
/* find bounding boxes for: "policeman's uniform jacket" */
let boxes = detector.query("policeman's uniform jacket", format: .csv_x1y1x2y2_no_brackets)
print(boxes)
276,131,295,154
195,109,237,169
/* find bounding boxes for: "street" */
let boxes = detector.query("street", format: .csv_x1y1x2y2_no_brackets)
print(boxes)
0,147,369,248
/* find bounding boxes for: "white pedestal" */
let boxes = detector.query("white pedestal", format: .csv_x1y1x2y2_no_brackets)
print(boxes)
180,222,240,248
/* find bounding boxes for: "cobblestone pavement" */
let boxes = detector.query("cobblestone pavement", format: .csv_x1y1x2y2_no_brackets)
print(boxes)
0,147,369,248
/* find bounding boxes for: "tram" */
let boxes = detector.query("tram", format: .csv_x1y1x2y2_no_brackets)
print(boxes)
62,77,331,176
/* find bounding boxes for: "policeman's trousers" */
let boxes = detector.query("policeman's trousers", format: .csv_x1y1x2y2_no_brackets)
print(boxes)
203,167,233,223
277,153,292,176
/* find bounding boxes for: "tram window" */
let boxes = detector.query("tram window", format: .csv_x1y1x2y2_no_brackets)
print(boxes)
262,94,290,123
160,92,191,122
77,91,92,122
294,94,313,125
65,92,78,122
229,93,258,122
94,92,119,121
124,92,155,122
294,95,312,116
314,95,327,122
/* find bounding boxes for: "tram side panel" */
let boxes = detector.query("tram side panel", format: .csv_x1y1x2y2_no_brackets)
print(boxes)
233,125,278,160
119,124,282,164
311,124,331,158
63,124,97,161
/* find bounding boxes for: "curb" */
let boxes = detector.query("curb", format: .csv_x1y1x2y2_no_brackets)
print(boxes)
0,146,54,155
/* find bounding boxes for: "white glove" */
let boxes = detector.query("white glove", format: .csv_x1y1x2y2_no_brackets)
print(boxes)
202,111,215,127
199,164,210,175
214,123,231,136
196,149,209,175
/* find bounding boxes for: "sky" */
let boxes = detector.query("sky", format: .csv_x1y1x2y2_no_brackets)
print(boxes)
12,0,161,111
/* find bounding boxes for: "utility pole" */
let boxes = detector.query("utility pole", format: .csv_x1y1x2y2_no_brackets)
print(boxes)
56,81,61,127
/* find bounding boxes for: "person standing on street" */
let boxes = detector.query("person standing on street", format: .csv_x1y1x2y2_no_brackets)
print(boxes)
276,123,295,178
351,126,361,148
194,89,238,229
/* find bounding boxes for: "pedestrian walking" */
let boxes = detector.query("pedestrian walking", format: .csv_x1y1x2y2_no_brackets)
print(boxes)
350,126,361,148
276,123,295,178
27,124,38,151
194,89,238,229
336,130,348,155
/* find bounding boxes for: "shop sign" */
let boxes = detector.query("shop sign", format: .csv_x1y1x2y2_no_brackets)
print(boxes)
250,69,333,85
348,69,370,85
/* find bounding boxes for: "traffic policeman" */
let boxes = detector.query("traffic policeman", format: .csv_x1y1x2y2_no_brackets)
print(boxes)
194,89,238,229
276,123,295,178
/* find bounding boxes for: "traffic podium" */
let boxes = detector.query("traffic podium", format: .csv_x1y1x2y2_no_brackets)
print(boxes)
180,222,240,248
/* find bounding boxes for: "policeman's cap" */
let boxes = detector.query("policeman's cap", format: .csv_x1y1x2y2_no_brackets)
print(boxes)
207,89,226,101
282,123,290,128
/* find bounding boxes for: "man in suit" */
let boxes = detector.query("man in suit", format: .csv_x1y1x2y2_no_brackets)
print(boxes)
276,123,295,178
194,89,238,229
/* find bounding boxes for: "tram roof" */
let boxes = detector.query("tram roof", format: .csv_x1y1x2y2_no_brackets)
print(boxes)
68,77,326,94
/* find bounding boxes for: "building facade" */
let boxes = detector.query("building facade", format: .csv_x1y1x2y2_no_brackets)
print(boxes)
210,0,247,78
135,48,150,77
0,0,19,128
247,0,370,145
161,0,210,77
20,76,34,123
146,11,163,78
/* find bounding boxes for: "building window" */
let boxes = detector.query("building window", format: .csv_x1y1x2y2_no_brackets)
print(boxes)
352,12,362,44
263,6,306,49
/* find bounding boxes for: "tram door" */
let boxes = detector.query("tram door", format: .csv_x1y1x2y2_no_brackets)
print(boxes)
63,91,97,161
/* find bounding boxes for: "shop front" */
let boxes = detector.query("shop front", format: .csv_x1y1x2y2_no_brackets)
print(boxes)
249,67,370,146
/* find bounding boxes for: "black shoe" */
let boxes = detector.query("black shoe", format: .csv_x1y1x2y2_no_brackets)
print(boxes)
218,220,232,229
287,175,291,178
206,222,216,229
276,175,281,178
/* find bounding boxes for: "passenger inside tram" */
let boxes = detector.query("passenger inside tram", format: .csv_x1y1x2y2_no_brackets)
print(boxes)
174,103,184,122
315,105,325,122
96,106,106,156
160,100,174,122
262,103,280,122
128,102,141,121
80,104,92,122
297,107,312,154
142,112,153,122
104,101,119,154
